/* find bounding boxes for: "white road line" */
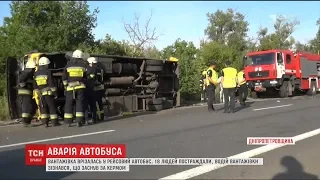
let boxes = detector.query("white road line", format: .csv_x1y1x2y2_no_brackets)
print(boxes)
0,129,115,149
159,128,320,180
252,104,293,111
0,124,20,128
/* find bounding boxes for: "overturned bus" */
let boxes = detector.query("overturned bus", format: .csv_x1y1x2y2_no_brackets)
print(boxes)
6,52,180,120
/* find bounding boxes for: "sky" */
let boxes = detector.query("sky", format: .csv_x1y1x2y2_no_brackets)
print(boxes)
0,1,319,50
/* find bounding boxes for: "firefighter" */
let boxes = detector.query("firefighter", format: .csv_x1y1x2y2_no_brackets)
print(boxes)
200,70,207,103
34,57,60,127
205,62,218,112
87,57,105,122
62,50,89,127
85,57,97,123
237,69,248,106
221,61,238,113
18,60,36,127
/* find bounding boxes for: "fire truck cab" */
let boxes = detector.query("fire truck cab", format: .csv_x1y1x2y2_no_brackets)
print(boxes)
243,49,320,98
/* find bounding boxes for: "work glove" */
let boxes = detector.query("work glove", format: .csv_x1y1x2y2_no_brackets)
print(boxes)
54,92,58,99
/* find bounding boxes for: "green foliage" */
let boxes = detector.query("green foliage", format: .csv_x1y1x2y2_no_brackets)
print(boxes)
205,8,249,52
162,39,199,100
257,15,300,50
1,1,99,56
308,18,320,53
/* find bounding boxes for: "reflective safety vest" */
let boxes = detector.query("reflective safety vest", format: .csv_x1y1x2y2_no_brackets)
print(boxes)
200,70,207,90
237,71,246,85
222,67,237,88
206,67,218,86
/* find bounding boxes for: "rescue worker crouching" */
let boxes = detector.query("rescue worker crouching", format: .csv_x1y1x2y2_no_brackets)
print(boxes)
87,57,105,122
18,60,36,127
221,61,238,113
237,69,248,106
205,62,218,112
62,50,89,127
33,57,60,127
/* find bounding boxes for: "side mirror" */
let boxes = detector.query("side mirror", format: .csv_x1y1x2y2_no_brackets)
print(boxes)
277,52,283,63
243,56,247,66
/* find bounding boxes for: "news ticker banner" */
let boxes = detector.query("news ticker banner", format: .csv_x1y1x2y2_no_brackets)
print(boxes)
26,144,263,172
247,137,295,145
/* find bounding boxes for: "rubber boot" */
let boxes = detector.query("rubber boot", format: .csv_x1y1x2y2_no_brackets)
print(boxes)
41,119,49,128
51,119,61,127
100,113,104,121
77,121,83,127
64,119,73,127
22,118,31,127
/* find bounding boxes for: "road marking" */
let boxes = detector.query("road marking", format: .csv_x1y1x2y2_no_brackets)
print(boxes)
252,104,293,111
0,124,20,128
159,128,320,180
0,129,115,149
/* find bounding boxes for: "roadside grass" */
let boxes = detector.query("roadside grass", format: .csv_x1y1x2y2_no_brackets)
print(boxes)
0,96,9,121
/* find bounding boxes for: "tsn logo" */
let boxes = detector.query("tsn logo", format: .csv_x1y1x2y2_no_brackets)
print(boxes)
25,144,46,166
28,150,44,161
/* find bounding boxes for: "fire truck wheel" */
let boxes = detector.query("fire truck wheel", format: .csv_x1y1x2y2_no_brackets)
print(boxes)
279,81,289,98
146,60,164,66
307,81,317,96
146,65,163,72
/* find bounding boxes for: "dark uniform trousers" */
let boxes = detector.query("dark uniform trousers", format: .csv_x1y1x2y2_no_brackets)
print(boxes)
64,88,85,125
86,88,97,122
39,94,58,126
94,86,105,121
223,88,236,112
19,92,33,124
18,69,35,125
238,84,248,104
206,85,216,111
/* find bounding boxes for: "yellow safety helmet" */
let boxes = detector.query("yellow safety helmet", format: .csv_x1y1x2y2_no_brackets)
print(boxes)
25,60,36,69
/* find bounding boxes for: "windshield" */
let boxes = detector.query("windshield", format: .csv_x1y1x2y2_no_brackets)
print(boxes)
246,53,275,66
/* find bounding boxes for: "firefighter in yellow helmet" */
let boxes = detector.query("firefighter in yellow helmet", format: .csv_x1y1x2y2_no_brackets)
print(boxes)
237,69,247,106
221,61,238,113
33,57,60,127
200,70,207,103
205,62,218,112
18,59,36,127
62,50,90,127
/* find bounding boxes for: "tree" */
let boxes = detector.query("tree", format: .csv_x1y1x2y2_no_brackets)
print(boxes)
123,11,163,56
204,9,249,70
1,1,99,56
295,41,312,52
257,15,300,50
162,39,199,100
199,41,239,71
205,8,249,51
143,46,161,59
309,18,320,53
0,1,99,97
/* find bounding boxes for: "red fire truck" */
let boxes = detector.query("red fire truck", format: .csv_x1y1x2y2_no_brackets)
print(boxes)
243,49,320,98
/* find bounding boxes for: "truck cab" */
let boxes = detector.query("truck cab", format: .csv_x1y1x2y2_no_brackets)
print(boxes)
243,50,297,98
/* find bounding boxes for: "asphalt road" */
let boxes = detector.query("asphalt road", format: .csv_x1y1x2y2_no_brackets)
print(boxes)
0,95,320,179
